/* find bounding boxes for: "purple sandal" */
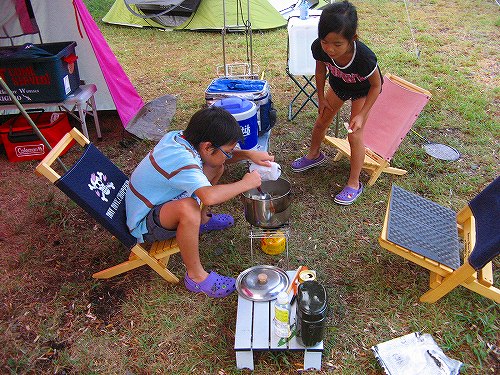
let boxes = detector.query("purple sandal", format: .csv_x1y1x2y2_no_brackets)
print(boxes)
291,152,326,172
184,271,236,298
334,183,363,205
200,214,234,234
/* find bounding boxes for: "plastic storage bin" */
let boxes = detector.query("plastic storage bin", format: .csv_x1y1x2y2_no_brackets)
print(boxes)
0,42,80,104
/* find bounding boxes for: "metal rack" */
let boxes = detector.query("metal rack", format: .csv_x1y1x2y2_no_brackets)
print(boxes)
249,223,290,269
218,0,259,79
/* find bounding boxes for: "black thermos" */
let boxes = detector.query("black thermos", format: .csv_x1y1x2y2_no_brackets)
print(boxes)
296,280,328,347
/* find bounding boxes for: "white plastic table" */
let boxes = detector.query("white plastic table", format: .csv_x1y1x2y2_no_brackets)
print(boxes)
0,84,101,139
234,270,323,371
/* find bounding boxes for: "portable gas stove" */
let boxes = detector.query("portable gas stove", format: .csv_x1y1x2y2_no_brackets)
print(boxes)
249,223,290,269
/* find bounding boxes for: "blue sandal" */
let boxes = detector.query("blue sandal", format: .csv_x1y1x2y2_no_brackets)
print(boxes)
291,152,326,172
334,183,363,205
199,214,234,234
184,271,236,298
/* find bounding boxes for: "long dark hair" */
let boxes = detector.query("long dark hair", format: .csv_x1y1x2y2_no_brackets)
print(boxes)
318,1,358,41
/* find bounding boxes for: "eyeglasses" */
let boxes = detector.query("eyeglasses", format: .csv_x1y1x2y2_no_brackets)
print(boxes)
215,145,233,159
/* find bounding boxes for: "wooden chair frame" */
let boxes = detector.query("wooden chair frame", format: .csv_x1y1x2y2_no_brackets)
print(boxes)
36,128,180,283
324,74,432,186
379,188,499,303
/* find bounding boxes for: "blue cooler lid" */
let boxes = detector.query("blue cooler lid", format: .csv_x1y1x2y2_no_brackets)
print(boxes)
213,97,253,114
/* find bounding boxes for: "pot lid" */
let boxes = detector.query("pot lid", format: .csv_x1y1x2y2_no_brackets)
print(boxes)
236,265,289,301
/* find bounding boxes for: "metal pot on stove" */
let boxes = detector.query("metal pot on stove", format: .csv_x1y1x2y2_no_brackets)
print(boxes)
241,177,291,228
296,280,328,347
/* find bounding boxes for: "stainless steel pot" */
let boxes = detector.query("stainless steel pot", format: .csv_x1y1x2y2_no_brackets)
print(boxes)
241,177,291,228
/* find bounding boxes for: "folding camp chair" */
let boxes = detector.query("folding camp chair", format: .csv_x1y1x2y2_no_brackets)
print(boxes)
35,128,180,283
379,178,500,303
286,15,320,121
323,74,431,186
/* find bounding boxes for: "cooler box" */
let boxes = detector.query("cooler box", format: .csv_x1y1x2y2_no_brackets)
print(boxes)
0,111,73,162
205,78,276,136
0,42,80,104
213,98,258,150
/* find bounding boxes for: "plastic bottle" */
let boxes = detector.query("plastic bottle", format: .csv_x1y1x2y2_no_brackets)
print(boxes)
274,291,291,338
299,0,309,20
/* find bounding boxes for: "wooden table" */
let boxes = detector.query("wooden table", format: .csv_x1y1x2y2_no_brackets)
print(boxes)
234,270,323,370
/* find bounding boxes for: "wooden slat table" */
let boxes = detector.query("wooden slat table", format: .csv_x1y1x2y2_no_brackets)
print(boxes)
234,270,323,370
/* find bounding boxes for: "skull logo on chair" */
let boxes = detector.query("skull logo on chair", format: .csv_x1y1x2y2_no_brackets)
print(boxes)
88,171,115,202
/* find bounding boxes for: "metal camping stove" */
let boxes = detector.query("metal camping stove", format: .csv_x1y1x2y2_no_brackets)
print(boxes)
249,223,290,269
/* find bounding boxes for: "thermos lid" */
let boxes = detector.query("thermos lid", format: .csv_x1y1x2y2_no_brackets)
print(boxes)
297,280,327,319
213,97,254,113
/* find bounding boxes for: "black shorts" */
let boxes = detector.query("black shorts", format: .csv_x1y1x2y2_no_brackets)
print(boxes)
142,205,177,243
331,85,369,101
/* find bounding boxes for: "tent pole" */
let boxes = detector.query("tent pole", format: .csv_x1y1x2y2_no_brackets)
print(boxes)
222,0,228,76
0,78,67,171
247,0,253,76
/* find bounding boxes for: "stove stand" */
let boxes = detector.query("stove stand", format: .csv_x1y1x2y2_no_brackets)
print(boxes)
249,223,290,269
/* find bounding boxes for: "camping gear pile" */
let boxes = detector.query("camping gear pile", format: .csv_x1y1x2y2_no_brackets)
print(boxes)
1,0,144,128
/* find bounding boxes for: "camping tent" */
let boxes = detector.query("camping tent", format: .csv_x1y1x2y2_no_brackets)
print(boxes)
176,0,287,30
103,0,170,29
0,0,144,127
104,0,287,30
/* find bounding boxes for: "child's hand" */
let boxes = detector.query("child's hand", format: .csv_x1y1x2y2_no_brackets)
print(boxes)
318,98,334,115
242,170,262,189
349,114,366,133
248,151,274,166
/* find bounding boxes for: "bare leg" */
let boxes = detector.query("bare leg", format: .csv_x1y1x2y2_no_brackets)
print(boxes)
200,164,225,223
306,88,344,159
158,198,208,283
346,98,367,189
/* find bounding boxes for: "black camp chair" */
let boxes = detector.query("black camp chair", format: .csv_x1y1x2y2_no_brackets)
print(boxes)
36,128,180,283
379,178,500,303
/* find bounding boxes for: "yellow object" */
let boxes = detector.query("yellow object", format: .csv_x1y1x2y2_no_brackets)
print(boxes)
261,232,286,255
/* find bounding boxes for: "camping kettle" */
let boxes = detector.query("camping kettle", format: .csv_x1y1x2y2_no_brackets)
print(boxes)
296,280,328,347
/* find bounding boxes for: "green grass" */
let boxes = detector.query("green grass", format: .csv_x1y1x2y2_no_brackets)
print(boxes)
0,0,498,374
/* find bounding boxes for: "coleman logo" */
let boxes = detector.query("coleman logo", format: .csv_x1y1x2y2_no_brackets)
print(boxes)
15,144,45,157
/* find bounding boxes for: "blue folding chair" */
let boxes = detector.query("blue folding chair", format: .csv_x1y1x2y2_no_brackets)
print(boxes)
36,128,180,283
379,177,500,303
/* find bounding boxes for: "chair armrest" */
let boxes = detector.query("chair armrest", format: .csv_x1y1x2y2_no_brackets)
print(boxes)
386,73,432,97
35,127,90,183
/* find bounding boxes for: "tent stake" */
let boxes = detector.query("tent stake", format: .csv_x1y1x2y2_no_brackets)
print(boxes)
0,77,67,171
